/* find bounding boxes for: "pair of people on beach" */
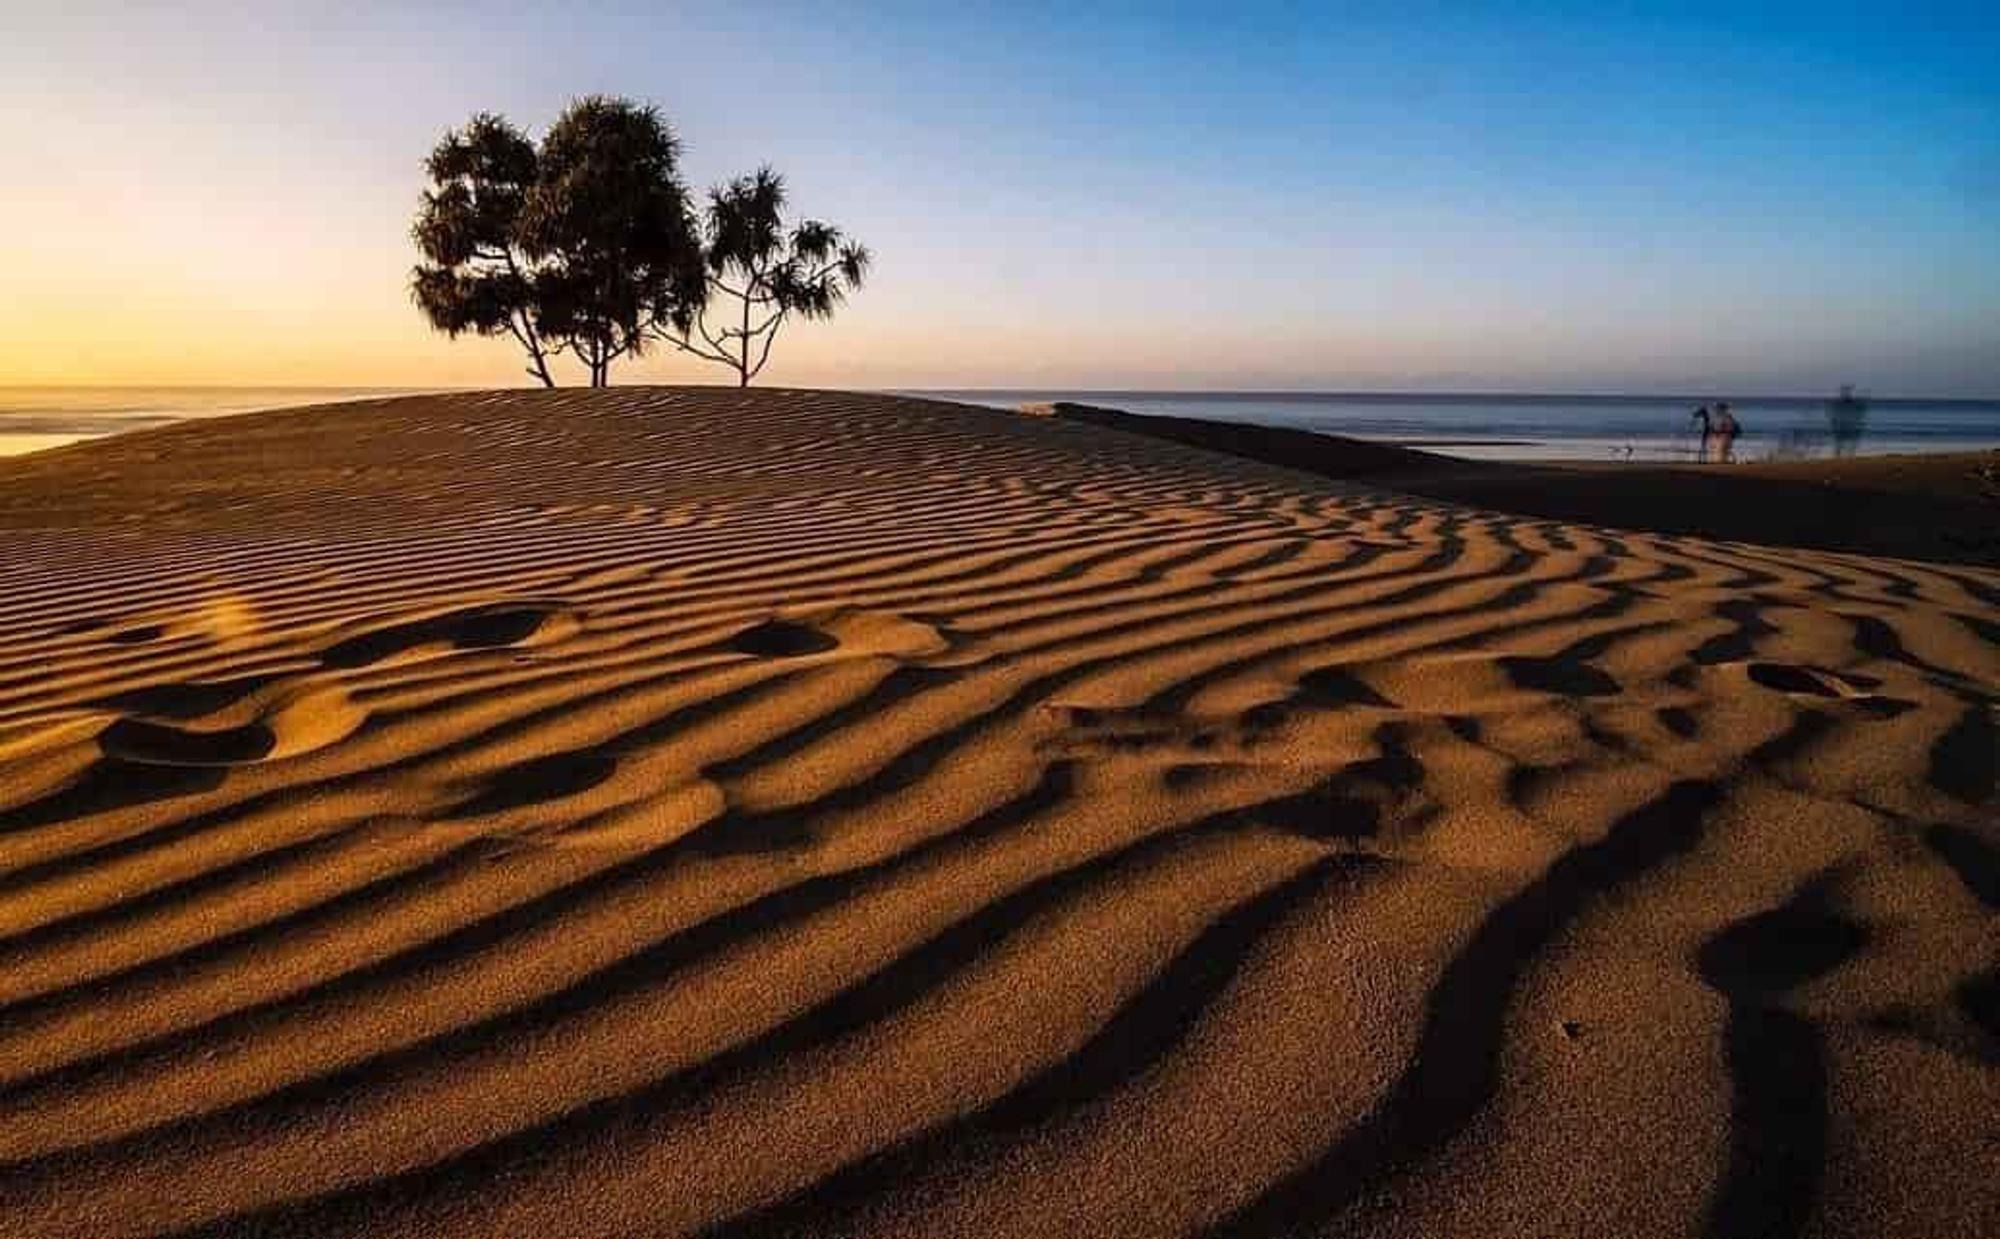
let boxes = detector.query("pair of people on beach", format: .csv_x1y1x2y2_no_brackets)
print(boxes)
1690,401,1740,463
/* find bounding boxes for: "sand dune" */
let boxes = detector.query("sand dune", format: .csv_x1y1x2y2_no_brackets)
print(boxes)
0,388,1992,1238
1043,401,2000,566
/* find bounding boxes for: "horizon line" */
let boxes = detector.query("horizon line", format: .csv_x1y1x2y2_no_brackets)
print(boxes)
7,383,1999,405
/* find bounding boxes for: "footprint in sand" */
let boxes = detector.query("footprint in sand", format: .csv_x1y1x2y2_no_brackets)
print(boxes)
1741,661,1916,719
1292,666,1395,709
730,618,840,657
1498,655,1622,698
99,673,275,718
319,601,575,668
727,609,953,661
1746,662,1867,697
452,751,621,816
1656,706,1700,738
94,680,365,767
98,716,278,766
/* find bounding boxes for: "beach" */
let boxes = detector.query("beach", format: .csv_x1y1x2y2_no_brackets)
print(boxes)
1043,402,2000,567
0,387,1993,1237
957,391,2000,463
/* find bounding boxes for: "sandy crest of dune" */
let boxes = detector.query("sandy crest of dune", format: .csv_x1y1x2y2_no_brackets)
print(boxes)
0,387,1992,1239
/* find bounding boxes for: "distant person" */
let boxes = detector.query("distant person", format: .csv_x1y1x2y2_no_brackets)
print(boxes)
1690,401,1738,463
1827,384,1868,457
1689,403,1714,461
1709,401,1741,463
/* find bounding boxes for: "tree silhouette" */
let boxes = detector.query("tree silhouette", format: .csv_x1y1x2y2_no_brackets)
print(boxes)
410,114,561,387
660,168,871,386
410,98,705,386
520,97,705,387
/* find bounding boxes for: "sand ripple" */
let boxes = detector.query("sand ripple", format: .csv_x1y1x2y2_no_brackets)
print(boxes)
0,389,1992,1238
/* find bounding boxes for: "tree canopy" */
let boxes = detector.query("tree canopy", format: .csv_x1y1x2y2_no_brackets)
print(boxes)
518,98,705,386
410,114,558,386
412,99,869,388
658,168,872,387
412,97,703,387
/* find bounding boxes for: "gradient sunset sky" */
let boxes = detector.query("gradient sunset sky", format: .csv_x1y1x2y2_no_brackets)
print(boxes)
4,3,1996,394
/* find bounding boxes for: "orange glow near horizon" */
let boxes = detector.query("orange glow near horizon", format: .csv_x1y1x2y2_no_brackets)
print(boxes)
4,7,1997,396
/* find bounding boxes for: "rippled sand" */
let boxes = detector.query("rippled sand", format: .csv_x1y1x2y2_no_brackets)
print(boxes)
0,388,1992,1238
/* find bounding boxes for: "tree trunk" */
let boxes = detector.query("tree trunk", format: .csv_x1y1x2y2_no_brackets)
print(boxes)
509,311,557,388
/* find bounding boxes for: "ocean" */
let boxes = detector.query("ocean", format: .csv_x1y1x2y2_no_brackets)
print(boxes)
3,386,1996,463
921,390,2000,463
0,387,439,459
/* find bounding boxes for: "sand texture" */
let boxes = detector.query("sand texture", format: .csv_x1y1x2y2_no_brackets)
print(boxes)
0,388,1993,1238
1045,401,2000,566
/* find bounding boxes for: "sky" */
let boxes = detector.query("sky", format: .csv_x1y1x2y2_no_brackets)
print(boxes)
2,3,1996,395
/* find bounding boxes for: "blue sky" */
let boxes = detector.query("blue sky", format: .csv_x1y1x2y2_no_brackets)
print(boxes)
3,3,1996,393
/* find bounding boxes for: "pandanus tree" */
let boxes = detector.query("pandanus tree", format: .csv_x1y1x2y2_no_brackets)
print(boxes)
410,114,561,386
659,168,872,386
410,97,705,386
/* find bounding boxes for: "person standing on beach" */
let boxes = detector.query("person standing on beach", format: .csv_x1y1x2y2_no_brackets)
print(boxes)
1711,401,1741,463
1690,403,1715,461
1827,385,1867,456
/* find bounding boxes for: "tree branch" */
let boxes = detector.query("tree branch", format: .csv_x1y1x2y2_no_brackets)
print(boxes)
747,315,784,381
657,332,737,368
697,313,732,357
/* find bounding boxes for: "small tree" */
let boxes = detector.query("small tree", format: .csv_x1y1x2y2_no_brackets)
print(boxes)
410,114,562,387
410,97,705,386
660,168,871,386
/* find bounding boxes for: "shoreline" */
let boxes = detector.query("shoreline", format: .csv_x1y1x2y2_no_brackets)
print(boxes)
1041,401,2000,566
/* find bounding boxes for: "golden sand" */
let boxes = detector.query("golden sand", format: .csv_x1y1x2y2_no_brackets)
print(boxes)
0,388,1992,1237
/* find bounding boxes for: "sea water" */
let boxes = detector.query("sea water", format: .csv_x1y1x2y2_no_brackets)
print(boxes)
0,387,435,458
924,390,2000,463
